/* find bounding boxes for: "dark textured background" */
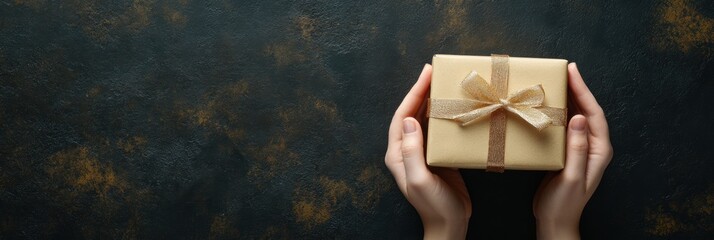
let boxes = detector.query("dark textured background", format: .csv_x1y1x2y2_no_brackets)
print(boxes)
1,0,713,239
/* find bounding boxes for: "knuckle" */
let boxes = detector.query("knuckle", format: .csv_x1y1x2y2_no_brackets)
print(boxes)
594,105,605,115
384,149,398,166
384,155,392,166
400,144,422,157
570,142,588,152
408,175,431,191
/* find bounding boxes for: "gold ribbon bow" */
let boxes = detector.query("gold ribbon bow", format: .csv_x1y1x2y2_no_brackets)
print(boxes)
428,55,566,172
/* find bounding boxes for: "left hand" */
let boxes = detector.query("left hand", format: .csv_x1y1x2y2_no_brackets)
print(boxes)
385,64,471,240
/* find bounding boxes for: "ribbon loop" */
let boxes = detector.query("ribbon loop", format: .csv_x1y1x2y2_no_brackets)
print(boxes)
430,71,556,130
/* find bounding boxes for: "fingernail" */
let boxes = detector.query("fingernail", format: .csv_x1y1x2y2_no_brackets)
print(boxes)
570,115,586,131
403,118,416,133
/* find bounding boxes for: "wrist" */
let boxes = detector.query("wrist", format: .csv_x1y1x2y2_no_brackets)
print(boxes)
535,219,580,240
422,217,469,240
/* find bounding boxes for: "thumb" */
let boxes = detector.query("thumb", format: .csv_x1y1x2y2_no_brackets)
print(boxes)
564,115,589,179
401,117,430,183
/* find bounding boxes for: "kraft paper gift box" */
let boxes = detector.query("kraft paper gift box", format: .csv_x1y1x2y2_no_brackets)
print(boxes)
426,54,568,171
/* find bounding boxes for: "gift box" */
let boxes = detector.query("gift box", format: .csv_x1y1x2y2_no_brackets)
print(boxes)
426,54,568,172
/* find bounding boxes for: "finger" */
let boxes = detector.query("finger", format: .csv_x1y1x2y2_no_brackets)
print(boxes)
401,117,431,184
568,63,613,178
414,90,430,124
568,63,609,140
384,148,407,194
567,63,601,117
585,160,607,197
386,64,432,197
563,115,589,182
389,64,432,144
585,146,613,194
432,167,471,212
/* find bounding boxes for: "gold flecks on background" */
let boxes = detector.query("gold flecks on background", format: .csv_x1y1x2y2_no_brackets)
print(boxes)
293,199,332,228
245,136,299,180
45,147,129,202
646,206,682,236
176,80,249,144
244,91,343,183
209,215,240,239
125,0,153,32
43,146,151,238
245,91,342,184
653,0,714,55
292,178,350,229
426,0,506,53
65,0,154,42
307,95,339,122
268,89,393,228
433,0,467,35
50,0,191,41
292,170,394,228
171,78,301,185
195,110,211,126
319,177,351,205
278,91,340,138
287,13,340,85
352,165,393,210
162,0,188,26
86,86,102,98
427,0,467,46
295,15,316,41
222,81,250,98
263,42,307,67
116,136,148,154
645,185,714,236
79,133,114,154
12,0,46,10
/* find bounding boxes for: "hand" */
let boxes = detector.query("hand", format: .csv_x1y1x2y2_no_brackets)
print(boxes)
532,63,614,240
385,64,472,240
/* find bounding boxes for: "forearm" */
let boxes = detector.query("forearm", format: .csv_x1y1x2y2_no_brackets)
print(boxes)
422,218,469,240
536,221,580,240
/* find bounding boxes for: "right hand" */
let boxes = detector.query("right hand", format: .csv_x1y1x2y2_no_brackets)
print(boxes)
532,63,614,240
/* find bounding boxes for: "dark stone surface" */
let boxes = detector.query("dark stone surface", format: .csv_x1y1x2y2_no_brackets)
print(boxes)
1,0,713,239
